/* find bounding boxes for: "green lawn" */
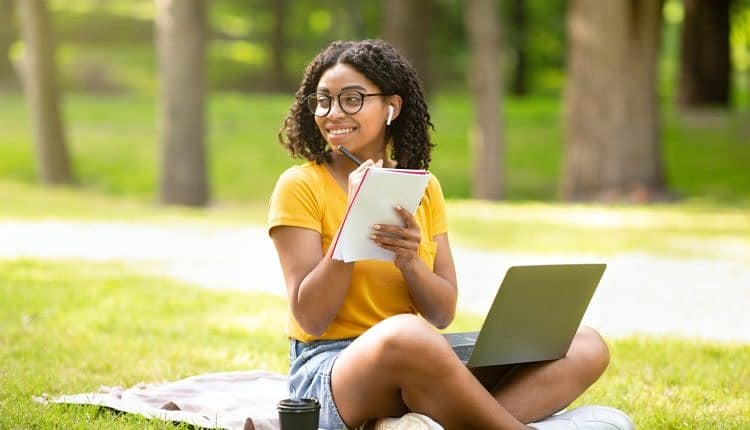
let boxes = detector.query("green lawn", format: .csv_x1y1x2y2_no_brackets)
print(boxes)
2,179,748,259
1,260,748,429
1,90,749,428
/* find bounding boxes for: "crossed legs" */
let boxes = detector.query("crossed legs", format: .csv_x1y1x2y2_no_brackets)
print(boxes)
331,314,609,430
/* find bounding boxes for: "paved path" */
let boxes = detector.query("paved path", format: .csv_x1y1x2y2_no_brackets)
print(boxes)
2,220,748,343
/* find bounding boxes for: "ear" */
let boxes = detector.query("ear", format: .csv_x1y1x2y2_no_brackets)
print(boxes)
385,95,402,125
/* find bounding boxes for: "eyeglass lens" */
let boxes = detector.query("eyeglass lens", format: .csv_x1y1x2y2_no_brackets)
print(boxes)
306,90,367,116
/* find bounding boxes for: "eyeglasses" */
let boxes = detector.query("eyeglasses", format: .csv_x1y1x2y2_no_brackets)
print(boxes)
304,90,385,117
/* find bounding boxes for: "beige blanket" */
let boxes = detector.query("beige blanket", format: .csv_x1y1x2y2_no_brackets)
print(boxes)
34,371,596,429
34,370,289,430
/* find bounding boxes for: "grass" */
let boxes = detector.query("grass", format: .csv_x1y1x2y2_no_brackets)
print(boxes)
0,259,288,429
1,259,748,429
1,88,749,428
446,200,750,258
2,180,748,259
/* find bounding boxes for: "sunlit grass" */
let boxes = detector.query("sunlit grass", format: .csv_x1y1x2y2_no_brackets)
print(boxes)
576,336,750,429
2,180,749,258
0,259,287,429
1,260,747,429
447,200,750,257
0,181,269,225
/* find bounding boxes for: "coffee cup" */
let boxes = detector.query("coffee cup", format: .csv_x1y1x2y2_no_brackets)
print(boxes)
277,397,320,430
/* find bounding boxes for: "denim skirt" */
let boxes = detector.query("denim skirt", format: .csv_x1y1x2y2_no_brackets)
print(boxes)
288,338,355,430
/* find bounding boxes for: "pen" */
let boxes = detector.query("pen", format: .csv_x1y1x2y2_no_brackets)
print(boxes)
338,145,363,166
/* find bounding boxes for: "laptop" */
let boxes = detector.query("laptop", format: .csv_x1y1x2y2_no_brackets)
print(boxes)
444,264,605,368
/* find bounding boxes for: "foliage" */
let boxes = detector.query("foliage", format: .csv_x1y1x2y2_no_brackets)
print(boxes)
5,0,736,96
732,0,750,74
0,259,748,429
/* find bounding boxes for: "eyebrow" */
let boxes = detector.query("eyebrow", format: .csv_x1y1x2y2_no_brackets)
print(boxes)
316,84,369,93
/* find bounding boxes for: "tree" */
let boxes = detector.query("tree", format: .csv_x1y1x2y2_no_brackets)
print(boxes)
465,0,504,200
268,0,290,91
383,0,433,96
507,0,529,96
678,0,732,108
0,0,17,87
15,0,73,184
156,0,209,206
563,0,666,202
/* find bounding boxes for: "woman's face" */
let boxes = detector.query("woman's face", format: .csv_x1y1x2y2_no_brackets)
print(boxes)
312,63,391,158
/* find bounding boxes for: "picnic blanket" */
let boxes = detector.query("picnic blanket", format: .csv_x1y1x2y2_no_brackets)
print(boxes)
34,370,599,429
34,370,289,430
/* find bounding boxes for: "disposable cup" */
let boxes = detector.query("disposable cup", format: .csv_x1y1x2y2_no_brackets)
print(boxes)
277,397,320,430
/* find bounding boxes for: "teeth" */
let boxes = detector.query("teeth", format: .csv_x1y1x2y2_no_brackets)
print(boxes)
329,128,354,135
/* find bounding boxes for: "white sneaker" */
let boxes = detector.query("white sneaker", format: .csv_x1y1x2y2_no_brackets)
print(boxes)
372,412,442,430
528,405,634,430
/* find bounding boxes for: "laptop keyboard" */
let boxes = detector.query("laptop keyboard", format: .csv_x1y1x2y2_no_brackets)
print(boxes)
451,344,474,363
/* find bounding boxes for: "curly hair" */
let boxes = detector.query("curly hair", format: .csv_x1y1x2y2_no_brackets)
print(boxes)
278,39,435,170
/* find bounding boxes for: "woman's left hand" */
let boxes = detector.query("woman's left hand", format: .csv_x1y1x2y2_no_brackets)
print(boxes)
369,205,421,271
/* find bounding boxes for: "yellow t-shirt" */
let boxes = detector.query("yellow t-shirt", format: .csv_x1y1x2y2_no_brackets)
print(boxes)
267,161,448,342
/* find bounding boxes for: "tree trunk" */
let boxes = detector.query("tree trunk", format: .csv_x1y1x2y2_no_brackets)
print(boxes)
268,0,289,91
15,0,73,184
1,0,17,86
156,0,209,207
508,0,528,96
563,0,666,202
347,0,366,40
678,0,731,108
383,0,433,97
465,0,504,200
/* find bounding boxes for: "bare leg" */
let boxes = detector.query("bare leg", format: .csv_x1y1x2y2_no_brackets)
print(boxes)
331,314,529,430
479,326,611,424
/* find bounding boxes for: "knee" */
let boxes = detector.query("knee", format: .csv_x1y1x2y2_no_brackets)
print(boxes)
570,326,610,384
369,314,453,373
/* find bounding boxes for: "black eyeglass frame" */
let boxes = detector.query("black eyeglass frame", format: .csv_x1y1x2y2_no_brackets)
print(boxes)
303,90,387,117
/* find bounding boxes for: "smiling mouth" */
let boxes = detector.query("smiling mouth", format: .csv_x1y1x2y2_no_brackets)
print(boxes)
328,127,356,136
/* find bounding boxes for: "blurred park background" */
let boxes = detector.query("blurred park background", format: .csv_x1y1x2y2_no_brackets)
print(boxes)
1,0,750,428
0,0,748,207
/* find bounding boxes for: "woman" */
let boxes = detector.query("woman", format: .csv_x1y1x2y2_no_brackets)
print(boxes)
268,39,632,430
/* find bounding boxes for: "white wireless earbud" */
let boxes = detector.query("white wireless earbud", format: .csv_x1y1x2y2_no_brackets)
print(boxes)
386,105,394,126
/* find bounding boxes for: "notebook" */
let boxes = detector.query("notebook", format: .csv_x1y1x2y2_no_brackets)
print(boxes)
444,264,606,368
331,167,430,262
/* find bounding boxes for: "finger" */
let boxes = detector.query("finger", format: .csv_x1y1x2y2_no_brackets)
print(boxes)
371,224,421,244
371,224,409,239
369,233,419,251
356,159,376,172
348,160,376,187
371,239,413,256
393,205,417,227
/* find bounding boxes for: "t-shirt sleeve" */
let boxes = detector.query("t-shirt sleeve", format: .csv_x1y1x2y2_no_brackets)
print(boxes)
427,174,448,236
267,166,322,235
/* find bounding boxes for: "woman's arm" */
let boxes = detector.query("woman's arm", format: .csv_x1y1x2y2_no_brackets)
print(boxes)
270,160,382,336
270,225,354,336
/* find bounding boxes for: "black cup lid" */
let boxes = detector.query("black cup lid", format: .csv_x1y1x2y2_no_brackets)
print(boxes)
277,397,320,412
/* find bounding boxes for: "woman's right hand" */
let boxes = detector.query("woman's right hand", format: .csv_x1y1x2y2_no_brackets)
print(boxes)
346,158,382,202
